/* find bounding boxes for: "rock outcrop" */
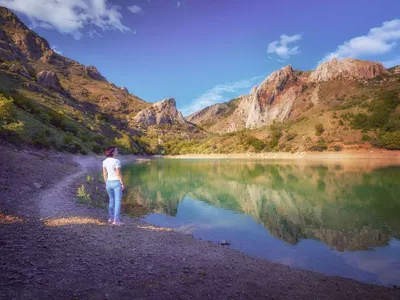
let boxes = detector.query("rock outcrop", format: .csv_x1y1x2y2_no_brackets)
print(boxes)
120,87,129,94
244,65,301,128
36,71,62,92
133,98,185,126
85,66,106,81
309,58,386,82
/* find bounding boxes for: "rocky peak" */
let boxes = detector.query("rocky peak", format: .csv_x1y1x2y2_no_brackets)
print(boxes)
85,66,106,81
309,58,386,82
0,6,28,30
133,98,185,127
256,65,296,106
0,7,50,60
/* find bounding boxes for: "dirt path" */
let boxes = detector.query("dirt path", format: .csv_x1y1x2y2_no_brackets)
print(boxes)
1,144,399,300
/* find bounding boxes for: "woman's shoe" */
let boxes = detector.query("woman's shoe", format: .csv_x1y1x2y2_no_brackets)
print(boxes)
108,218,113,224
112,221,123,226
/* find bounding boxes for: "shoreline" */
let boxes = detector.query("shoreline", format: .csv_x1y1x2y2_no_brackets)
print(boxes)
166,150,400,161
1,144,400,299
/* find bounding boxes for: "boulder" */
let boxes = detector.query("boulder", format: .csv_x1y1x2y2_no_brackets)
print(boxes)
120,86,129,94
9,63,31,78
25,82,43,92
36,71,62,92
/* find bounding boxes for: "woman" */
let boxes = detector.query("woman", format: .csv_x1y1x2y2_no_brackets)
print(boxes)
103,146,124,226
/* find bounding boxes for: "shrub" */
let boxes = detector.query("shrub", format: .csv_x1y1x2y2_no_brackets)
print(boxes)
2,121,24,133
362,134,371,142
286,132,297,141
63,133,73,145
245,136,265,152
309,138,328,152
92,144,103,154
350,113,368,129
331,145,342,152
93,134,106,145
383,116,400,132
0,94,14,122
378,132,400,150
32,129,53,148
114,134,133,153
60,120,79,134
315,123,324,136
37,111,51,124
49,110,64,127
0,94,24,134
12,94,39,114
76,185,91,203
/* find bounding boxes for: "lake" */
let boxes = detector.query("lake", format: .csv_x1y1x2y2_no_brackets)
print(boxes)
121,158,400,286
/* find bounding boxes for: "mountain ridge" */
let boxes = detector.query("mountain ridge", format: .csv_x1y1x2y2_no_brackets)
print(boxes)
0,6,399,154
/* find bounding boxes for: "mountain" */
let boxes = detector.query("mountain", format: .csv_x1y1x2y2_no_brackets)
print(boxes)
0,6,192,154
189,59,389,132
0,6,398,154
184,57,399,152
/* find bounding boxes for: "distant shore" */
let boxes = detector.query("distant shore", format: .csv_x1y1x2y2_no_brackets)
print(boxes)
166,150,400,162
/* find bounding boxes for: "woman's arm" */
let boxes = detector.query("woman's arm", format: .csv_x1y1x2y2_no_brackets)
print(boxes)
103,167,108,183
116,168,124,191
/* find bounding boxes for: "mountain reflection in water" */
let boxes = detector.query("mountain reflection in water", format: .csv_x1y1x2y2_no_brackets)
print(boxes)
121,159,400,285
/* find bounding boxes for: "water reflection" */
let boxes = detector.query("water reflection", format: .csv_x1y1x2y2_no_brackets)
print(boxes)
121,159,400,285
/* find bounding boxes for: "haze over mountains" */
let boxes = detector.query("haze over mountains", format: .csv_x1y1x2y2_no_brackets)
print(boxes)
0,6,399,153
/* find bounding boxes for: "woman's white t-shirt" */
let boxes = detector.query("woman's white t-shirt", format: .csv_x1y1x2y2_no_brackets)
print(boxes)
102,157,121,181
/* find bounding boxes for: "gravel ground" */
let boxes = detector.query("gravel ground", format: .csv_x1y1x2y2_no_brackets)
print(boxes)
1,142,399,300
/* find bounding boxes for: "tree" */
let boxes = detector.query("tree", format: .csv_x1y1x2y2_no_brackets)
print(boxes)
315,123,324,136
0,93,24,134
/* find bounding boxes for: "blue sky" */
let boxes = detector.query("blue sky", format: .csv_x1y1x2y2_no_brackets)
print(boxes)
1,0,400,116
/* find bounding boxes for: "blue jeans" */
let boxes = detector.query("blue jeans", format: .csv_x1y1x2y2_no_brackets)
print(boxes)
106,180,122,222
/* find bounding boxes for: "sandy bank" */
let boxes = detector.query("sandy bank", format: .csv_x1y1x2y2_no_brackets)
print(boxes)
167,150,400,163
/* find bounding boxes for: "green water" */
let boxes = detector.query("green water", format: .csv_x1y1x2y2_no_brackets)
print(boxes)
121,159,400,286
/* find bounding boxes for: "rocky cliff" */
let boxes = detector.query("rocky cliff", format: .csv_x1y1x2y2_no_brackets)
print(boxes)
132,98,186,127
189,58,389,132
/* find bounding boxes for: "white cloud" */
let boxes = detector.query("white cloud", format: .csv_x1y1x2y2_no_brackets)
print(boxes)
267,34,302,60
87,29,102,38
128,5,142,14
180,76,263,116
0,0,131,40
51,45,61,55
176,1,181,8
320,19,400,63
